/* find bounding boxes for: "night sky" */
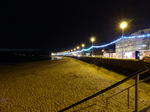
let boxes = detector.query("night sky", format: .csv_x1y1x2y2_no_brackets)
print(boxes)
0,1,150,53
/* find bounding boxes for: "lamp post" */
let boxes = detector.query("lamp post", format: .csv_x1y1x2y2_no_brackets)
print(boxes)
77,46,80,56
120,21,128,59
102,49,104,57
81,44,85,56
73,48,76,56
91,37,95,56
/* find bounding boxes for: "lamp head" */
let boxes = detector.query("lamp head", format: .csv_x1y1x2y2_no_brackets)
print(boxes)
91,37,95,42
120,21,128,29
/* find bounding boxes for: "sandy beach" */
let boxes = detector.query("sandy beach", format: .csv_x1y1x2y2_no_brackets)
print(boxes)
0,57,150,112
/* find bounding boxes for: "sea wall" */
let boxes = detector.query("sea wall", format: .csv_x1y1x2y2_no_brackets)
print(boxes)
72,56,150,80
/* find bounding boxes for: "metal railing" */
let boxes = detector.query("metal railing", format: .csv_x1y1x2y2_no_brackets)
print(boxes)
106,76,150,109
58,67,149,112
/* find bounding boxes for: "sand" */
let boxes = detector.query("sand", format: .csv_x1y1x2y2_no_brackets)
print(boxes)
0,57,150,112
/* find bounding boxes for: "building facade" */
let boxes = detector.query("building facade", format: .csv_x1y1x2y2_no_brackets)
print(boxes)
115,28,150,58
116,28,150,53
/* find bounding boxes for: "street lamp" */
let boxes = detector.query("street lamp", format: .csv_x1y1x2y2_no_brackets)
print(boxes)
102,49,105,57
81,44,85,48
91,37,95,56
120,21,128,59
81,44,85,56
77,46,80,56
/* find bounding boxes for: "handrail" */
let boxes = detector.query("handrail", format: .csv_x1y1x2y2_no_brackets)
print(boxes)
106,76,150,109
107,76,150,99
58,67,149,112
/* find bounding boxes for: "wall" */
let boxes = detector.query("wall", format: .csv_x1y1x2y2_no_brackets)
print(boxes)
73,56,150,81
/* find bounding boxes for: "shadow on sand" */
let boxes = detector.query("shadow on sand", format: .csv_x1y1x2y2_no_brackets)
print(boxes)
139,106,150,112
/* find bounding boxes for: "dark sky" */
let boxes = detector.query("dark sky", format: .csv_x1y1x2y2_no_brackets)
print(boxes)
0,1,150,52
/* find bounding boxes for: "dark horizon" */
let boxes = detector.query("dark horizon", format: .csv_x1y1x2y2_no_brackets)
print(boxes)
0,48,51,64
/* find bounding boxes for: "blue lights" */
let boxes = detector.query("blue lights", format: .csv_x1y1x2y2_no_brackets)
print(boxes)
56,33,150,55
80,38,122,52
77,33,150,53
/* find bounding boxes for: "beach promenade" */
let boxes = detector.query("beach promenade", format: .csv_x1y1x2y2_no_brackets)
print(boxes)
0,57,150,112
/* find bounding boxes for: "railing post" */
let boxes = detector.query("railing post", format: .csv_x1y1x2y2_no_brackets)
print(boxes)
127,88,130,109
135,74,139,112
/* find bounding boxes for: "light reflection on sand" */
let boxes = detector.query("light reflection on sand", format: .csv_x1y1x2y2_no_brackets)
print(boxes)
51,56,62,60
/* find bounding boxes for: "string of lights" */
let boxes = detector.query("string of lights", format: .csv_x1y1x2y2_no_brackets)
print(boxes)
54,33,150,55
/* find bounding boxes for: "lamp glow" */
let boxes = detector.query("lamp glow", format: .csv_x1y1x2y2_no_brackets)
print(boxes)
120,21,128,29
91,37,95,42
82,44,85,47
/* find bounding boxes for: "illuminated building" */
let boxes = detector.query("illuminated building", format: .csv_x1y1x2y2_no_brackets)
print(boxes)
116,28,150,52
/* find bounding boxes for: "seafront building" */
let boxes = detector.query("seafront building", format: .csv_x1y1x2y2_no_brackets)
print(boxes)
104,28,150,59
116,28,150,52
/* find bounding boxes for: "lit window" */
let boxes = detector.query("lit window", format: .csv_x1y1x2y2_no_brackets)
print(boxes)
142,44,146,47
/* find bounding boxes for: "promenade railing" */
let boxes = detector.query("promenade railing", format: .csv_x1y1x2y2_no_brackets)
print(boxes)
106,76,150,110
58,67,149,112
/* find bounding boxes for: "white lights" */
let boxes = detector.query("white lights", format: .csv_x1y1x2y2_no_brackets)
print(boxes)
55,33,150,55
120,21,128,29
91,37,95,43
81,34,150,52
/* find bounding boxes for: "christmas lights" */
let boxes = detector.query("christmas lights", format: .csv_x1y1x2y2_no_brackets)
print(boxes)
56,33,150,55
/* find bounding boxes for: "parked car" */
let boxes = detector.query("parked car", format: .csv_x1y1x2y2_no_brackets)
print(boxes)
142,56,150,60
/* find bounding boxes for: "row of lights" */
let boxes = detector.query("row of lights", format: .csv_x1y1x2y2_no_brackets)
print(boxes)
55,21,127,56
70,36,96,55
55,21,150,56
56,32,150,56
68,21,128,55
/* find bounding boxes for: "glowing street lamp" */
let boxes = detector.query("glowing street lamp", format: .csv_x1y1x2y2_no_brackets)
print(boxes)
120,21,128,29
82,44,85,48
81,44,85,56
91,37,95,43
76,46,80,56
120,21,128,59
91,37,95,56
